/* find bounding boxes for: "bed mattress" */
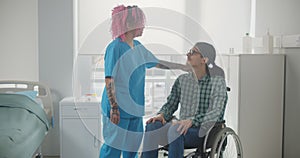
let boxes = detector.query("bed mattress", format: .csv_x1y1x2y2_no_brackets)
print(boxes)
0,94,49,158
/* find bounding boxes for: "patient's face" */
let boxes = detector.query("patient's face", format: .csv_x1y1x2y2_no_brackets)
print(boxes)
187,47,204,67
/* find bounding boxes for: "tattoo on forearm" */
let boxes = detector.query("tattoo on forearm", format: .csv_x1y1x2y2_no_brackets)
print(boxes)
107,82,118,108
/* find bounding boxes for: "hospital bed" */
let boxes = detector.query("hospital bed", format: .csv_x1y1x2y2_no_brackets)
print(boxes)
0,80,53,158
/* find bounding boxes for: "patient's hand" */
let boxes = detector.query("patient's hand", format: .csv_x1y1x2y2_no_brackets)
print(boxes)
146,114,166,124
173,119,192,135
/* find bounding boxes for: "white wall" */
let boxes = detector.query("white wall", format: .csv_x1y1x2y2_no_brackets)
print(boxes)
0,0,38,81
185,0,251,54
38,0,74,156
255,0,300,36
77,0,186,55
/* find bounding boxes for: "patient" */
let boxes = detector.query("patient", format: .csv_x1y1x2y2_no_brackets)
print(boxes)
141,42,228,158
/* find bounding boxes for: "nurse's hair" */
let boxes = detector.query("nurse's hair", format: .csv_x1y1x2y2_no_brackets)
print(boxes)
111,5,146,41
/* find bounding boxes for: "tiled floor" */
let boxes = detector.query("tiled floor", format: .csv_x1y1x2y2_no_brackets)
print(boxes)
42,154,165,158
42,150,191,158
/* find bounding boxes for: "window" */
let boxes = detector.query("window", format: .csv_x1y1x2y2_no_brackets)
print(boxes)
87,54,185,114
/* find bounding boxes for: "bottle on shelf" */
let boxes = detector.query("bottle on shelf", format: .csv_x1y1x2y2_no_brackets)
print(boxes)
229,48,235,54
263,29,274,54
242,33,252,54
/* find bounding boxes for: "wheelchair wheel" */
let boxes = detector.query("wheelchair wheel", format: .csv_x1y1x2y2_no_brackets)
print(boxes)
210,127,243,158
185,151,197,158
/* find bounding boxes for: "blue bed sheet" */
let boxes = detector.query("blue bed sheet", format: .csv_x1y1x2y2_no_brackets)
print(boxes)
0,93,49,158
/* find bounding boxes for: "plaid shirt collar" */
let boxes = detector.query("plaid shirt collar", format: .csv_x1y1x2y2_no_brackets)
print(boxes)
188,72,210,83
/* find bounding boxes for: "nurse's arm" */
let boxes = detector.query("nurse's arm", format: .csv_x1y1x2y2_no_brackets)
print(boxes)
105,78,118,107
156,60,191,72
105,77,120,124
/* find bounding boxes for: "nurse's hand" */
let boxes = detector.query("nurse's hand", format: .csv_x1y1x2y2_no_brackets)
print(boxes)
181,63,193,72
110,107,120,124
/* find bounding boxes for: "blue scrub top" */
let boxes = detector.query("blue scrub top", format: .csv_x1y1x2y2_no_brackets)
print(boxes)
101,38,158,118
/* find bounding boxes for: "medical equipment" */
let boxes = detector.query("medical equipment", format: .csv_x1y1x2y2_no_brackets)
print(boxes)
0,80,53,158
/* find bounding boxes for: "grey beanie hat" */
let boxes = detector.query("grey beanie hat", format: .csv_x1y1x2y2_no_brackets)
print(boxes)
194,42,216,68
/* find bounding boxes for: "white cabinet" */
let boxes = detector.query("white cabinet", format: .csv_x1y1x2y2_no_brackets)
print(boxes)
219,54,285,158
284,51,300,158
60,97,101,158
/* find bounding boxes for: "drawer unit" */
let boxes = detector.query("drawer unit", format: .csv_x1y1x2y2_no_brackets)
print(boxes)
60,105,99,117
60,97,101,158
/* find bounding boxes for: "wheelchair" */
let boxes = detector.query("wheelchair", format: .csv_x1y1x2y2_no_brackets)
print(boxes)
159,120,243,158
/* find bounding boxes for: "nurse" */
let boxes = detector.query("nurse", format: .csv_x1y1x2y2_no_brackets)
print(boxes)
100,5,189,158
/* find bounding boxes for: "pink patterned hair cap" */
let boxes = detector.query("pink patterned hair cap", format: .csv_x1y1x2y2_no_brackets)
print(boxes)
111,5,146,41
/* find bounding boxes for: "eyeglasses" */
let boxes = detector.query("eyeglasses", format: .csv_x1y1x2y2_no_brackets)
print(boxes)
186,49,202,56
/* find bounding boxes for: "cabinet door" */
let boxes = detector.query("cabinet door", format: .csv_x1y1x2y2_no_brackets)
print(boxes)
61,118,100,158
239,54,284,158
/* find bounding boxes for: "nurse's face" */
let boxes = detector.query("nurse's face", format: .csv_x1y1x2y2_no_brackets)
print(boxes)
134,27,144,37
126,22,144,38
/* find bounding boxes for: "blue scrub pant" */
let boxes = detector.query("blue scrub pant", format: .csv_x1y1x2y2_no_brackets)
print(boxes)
99,116,143,158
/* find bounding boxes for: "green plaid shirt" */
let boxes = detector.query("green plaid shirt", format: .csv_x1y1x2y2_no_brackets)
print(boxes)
159,72,228,127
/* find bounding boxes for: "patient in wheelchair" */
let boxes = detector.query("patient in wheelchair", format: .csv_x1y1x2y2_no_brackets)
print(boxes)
141,42,228,158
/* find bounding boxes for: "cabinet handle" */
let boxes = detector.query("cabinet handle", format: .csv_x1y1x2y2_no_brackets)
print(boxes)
73,107,87,110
